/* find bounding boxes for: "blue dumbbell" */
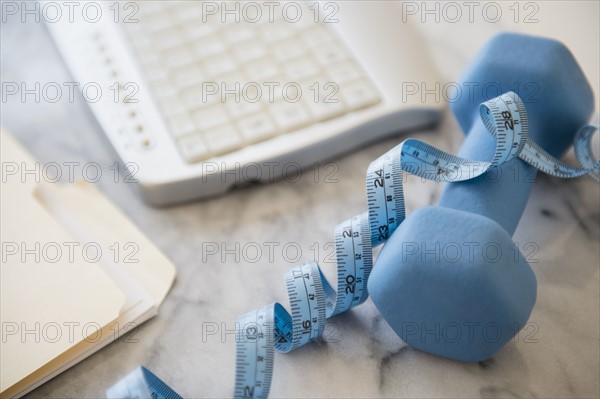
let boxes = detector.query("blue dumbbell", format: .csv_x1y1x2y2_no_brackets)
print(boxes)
368,33,594,361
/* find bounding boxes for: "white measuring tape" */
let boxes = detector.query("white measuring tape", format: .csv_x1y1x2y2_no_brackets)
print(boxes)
108,92,599,399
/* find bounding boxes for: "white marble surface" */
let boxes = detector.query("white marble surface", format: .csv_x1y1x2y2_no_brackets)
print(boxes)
2,8,599,399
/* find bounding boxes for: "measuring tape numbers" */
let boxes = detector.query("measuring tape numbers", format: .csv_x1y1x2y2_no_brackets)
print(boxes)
233,92,599,398
107,92,599,399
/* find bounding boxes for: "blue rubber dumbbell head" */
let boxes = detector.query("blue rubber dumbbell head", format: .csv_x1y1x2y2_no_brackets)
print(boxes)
368,32,594,362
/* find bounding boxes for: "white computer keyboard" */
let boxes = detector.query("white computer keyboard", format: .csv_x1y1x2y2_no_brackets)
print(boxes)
124,1,381,164
47,1,443,205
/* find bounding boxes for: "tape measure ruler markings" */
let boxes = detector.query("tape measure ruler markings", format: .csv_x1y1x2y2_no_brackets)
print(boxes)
106,366,182,399
233,91,599,398
107,92,599,399
235,306,274,398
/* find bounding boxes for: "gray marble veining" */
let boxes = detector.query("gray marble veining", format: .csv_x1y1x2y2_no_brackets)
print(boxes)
1,16,599,399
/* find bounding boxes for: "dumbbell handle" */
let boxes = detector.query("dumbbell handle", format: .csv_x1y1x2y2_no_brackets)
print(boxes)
439,116,541,236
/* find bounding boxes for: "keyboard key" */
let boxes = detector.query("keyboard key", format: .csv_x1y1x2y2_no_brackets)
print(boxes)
159,95,186,116
260,23,293,43
171,3,204,23
256,75,289,102
191,106,229,130
232,42,267,63
304,96,346,122
280,82,302,102
162,46,194,69
215,72,248,88
245,58,279,81
240,83,262,103
341,79,381,110
290,4,319,31
152,28,182,50
237,113,278,143
226,100,263,119
326,61,363,84
193,35,226,58
312,42,348,66
167,113,196,138
301,26,334,47
283,57,321,81
223,24,255,44
181,85,216,110
302,77,346,121
204,54,237,78
183,22,215,41
203,124,243,155
300,78,340,105
268,101,312,132
271,39,306,62
170,64,205,88
177,133,210,163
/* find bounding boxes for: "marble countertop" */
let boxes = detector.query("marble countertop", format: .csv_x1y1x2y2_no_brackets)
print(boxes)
2,11,599,399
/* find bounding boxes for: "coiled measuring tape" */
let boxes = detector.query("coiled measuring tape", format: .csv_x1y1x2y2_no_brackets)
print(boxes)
108,92,599,399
